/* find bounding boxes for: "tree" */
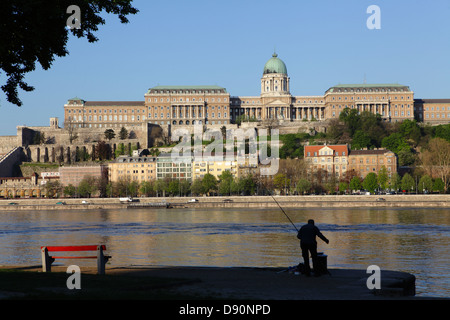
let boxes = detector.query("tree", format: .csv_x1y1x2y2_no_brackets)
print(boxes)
104,129,116,141
377,166,389,190
362,172,378,194
202,174,218,196
433,178,445,194
401,173,415,193
237,175,257,196
397,147,416,166
420,138,450,192
139,181,154,197
44,180,61,198
351,130,371,150
0,0,138,106
119,127,129,140
390,173,402,192
324,176,338,194
127,181,139,197
338,182,349,194
167,179,180,196
296,178,312,195
153,179,168,197
63,184,77,197
218,171,233,195
65,118,79,144
179,180,191,196
339,108,360,136
433,124,450,142
418,175,433,193
381,132,410,154
191,179,204,196
95,141,111,160
115,143,126,157
273,173,290,194
78,176,97,198
349,176,362,192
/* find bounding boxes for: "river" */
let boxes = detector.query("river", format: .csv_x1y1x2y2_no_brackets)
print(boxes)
0,207,448,298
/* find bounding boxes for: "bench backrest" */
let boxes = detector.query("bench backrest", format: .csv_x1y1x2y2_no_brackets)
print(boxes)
41,245,106,252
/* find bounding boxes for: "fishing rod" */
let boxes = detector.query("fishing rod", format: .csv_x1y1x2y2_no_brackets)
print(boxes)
271,195,298,232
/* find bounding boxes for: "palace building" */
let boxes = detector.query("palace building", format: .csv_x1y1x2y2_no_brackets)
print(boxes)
63,52,449,129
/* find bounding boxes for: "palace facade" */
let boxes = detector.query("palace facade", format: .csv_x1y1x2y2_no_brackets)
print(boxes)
63,53,450,129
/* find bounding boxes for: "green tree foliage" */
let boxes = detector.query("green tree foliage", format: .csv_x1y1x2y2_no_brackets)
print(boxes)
349,176,362,191
202,173,218,195
139,181,153,197
153,179,168,197
237,175,257,195
63,184,77,197
401,173,415,193
78,176,97,197
296,178,312,195
218,170,233,195
273,173,290,194
377,166,389,190
0,0,138,106
191,179,204,196
381,132,409,154
433,178,445,193
279,134,304,159
418,175,433,193
433,124,450,142
338,182,348,194
339,108,360,136
362,172,378,193
351,130,372,149
390,173,402,192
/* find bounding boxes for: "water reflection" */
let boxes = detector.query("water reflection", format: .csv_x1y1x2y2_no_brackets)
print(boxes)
0,207,448,297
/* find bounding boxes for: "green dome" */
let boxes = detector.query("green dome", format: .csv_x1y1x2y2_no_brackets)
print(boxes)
263,53,287,75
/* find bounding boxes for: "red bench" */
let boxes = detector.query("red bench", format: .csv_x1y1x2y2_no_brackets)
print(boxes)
41,245,111,275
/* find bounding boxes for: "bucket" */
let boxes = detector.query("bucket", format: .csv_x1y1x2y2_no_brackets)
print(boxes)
315,253,328,275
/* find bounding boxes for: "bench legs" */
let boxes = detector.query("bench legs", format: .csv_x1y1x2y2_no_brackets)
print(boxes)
41,247,55,273
97,245,110,275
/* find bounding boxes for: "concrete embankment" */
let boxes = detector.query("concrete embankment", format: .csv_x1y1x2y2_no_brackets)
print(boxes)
0,265,422,300
0,194,449,211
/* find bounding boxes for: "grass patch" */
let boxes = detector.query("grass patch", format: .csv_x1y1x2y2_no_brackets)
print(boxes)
0,269,204,300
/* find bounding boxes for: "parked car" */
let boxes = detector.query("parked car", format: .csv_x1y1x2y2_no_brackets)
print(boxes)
188,199,198,203
56,201,66,205
81,200,90,204
376,198,386,202
8,202,18,205
223,199,233,202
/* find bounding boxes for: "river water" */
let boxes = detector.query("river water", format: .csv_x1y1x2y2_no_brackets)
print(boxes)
0,207,448,298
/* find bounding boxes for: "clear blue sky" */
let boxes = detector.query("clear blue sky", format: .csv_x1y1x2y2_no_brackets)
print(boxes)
1,0,449,136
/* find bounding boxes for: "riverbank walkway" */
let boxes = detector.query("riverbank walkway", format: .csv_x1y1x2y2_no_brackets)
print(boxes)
1,265,425,300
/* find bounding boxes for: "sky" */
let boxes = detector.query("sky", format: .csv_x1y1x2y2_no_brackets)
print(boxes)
0,0,449,136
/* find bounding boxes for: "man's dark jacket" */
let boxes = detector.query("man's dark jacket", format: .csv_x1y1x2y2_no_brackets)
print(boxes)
297,223,328,244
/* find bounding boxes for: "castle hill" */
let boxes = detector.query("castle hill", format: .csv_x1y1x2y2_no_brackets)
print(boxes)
0,52,449,208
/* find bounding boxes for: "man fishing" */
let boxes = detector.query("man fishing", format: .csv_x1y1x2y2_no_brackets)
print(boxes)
297,219,329,277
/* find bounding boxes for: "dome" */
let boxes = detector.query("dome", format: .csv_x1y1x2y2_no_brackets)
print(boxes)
263,53,287,75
